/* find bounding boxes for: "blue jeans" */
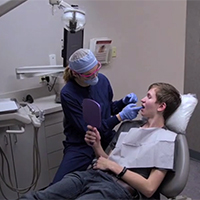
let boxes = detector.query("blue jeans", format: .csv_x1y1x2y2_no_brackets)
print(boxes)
20,169,133,200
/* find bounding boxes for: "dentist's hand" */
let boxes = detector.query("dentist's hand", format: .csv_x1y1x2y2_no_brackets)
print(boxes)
123,93,138,105
119,104,142,121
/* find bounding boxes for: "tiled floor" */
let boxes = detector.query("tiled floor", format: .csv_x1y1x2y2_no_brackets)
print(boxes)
161,159,200,200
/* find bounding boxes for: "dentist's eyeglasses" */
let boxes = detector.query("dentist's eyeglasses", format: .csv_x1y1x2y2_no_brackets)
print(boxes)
78,62,102,78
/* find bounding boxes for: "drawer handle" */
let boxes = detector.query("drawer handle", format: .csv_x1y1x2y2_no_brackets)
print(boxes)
6,126,25,134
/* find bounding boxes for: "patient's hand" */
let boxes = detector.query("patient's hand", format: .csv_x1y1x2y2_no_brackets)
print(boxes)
85,125,101,147
93,156,113,171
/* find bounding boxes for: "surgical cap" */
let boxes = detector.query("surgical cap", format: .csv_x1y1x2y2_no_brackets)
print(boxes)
69,49,98,73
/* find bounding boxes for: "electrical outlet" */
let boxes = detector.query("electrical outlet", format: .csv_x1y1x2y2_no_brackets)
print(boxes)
112,47,117,57
49,54,57,65
40,76,50,83
40,76,45,83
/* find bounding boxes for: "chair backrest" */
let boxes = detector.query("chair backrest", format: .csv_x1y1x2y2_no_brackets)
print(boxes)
159,133,190,198
109,120,190,199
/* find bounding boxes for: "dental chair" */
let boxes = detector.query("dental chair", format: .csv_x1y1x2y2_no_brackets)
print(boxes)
109,120,189,199
106,93,198,199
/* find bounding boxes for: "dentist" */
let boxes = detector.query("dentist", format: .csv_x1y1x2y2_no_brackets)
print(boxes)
52,48,139,184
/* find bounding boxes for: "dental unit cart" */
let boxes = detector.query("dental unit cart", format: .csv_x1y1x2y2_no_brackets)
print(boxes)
0,96,64,200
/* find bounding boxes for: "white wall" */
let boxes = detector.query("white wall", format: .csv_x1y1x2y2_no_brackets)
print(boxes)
0,0,186,102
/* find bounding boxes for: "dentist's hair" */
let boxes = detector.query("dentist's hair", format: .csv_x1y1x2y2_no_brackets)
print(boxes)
148,82,181,121
63,66,74,83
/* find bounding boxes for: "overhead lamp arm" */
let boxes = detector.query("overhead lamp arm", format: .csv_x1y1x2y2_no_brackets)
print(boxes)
49,0,71,9
15,65,65,79
0,0,27,17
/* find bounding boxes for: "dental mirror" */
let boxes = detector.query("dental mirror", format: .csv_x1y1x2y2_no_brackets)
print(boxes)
82,99,101,128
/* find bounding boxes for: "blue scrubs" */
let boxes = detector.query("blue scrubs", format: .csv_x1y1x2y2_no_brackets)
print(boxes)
52,73,125,184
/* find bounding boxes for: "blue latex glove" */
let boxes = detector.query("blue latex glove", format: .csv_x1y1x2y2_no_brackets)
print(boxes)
123,93,138,105
119,104,142,121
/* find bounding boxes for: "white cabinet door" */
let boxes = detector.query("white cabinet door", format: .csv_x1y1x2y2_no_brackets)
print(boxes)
44,111,65,182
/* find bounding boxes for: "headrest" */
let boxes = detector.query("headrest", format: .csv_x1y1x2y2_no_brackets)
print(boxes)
166,94,198,134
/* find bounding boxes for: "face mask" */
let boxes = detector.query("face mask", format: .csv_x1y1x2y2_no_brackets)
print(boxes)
84,76,99,86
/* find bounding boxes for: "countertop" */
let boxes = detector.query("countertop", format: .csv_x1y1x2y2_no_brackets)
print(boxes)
32,95,62,115
0,95,62,128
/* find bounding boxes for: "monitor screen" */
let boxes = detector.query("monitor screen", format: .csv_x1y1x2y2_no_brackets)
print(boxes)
62,29,84,68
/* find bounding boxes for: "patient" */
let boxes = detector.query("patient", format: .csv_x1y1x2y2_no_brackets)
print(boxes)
20,82,181,200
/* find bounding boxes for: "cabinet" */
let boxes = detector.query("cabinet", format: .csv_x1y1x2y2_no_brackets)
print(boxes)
44,111,65,182
0,99,65,199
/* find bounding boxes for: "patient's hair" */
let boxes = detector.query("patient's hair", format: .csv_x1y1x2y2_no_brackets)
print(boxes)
63,66,74,83
148,83,181,121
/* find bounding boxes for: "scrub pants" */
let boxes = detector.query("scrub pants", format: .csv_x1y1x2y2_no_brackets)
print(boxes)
20,170,133,200
52,144,95,184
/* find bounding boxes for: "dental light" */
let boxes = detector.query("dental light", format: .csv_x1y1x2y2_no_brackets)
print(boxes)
0,1,86,33
49,0,86,33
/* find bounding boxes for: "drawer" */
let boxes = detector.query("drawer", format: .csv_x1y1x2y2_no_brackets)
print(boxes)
45,112,63,126
48,150,63,169
45,122,63,138
46,133,65,153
